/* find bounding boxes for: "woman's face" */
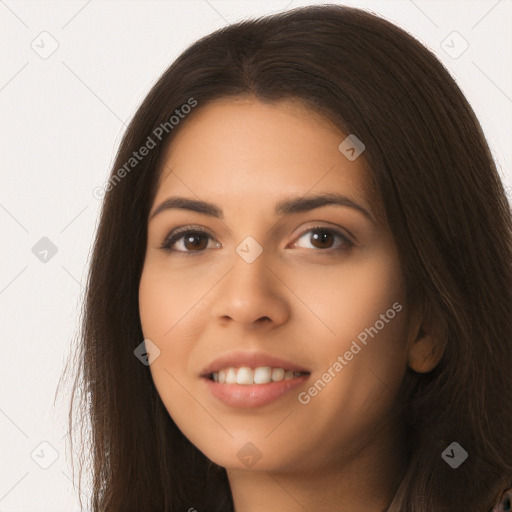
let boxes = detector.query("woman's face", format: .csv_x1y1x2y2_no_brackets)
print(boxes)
139,96,411,473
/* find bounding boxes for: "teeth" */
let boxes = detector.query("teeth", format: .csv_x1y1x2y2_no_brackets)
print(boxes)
225,368,237,384
254,366,272,384
236,367,253,385
210,366,307,385
272,367,285,381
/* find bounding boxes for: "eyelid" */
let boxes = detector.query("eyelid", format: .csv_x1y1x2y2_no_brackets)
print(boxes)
293,222,355,244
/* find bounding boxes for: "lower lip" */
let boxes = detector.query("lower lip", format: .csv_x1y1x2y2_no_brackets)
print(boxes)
202,375,310,408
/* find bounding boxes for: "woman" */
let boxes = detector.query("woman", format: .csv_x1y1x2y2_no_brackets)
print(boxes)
63,4,512,511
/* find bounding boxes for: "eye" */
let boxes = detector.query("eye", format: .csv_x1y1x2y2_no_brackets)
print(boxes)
159,226,220,253
291,226,353,251
159,225,353,254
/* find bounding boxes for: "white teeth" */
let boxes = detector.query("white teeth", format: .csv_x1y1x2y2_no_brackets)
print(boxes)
225,367,237,384
254,366,272,384
210,366,308,385
236,367,253,385
271,367,285,381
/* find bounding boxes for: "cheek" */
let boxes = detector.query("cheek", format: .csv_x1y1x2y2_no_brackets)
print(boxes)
138,266,203,429
297,249,408,409
341,256,405,348
139,272,172,338
138,262,211,383
292,247,405,347
138,266,193,391
138,261,208,339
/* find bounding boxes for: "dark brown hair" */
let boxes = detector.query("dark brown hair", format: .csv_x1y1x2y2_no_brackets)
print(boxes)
60,4,512,511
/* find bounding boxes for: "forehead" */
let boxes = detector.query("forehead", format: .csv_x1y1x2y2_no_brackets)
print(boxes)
154,96,384,224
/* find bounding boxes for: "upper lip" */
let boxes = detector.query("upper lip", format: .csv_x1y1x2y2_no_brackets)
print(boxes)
200,350,311,377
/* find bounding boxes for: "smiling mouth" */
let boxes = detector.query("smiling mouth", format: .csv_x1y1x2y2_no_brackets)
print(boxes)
206,366,310,385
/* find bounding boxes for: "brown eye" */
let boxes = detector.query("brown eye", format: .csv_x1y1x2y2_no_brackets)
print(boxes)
160,229,219,253
293,227,353,251
160,225,353,255
180,232,209,251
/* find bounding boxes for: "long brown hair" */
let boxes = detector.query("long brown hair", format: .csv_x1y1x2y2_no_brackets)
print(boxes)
59,4,512,511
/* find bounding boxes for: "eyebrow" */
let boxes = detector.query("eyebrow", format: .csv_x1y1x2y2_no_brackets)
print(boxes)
149,192,374,222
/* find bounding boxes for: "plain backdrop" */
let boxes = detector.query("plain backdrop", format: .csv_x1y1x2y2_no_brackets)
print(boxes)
0,0,511,510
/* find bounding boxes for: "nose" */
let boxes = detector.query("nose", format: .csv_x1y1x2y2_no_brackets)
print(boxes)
210,250,291,330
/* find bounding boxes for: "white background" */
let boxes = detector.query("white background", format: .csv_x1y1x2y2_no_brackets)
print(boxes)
0,0,511,510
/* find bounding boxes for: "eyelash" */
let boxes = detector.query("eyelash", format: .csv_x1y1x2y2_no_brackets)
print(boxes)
159,225,354,254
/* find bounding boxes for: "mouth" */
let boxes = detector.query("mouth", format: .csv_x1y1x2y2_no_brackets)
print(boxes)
201,366,311,408
199,351,311,407
205,366,310,385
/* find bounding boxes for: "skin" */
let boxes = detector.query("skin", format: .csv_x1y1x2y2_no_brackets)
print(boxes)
138,96,443,512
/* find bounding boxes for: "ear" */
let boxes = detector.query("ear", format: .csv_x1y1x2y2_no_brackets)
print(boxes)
406,302,447,374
